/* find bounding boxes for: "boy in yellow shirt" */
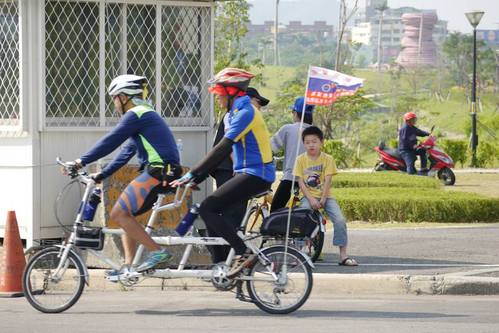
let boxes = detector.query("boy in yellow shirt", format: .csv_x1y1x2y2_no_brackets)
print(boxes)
294,126,357,266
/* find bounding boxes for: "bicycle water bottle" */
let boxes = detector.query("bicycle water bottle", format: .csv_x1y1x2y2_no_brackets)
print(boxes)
176,138,183,164
176,203,200,236
82,188,102,222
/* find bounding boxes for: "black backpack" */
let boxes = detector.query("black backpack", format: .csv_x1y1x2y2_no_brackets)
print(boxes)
260,207,321,238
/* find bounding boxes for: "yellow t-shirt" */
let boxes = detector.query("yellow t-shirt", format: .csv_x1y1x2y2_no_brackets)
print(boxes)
293,152,338,198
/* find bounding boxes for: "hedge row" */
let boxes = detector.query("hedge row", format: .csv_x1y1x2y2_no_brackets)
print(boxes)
333,187,499,222
333,172,441,189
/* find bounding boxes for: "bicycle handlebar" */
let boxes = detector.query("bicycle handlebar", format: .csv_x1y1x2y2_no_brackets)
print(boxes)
56,157,91,181
56,157,196,208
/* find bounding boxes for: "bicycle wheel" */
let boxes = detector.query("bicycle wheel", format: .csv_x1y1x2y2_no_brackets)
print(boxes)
244,207,266,248
22,247,85,313
309,231,324,262
246,246,313,314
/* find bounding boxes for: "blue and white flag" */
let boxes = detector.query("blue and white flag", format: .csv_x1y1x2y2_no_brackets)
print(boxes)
305,66,364,105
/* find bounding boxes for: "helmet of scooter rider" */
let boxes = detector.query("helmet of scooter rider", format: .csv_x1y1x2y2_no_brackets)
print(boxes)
207,68,255,97
108,74,148,98
403,112,417,122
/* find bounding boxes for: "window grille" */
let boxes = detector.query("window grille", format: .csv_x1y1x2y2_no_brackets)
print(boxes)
44,0,212,128
45,0,100,127
0,0,20,127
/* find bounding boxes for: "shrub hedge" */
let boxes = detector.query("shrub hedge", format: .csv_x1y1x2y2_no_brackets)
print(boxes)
333,172,440,189
439,139,468,167
326,172,499,222
333,187,499,222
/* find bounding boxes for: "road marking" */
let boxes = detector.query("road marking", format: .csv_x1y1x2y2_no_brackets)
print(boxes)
315,263,499,267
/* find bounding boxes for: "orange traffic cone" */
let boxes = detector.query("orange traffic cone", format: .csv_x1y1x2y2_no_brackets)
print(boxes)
0,211,26,297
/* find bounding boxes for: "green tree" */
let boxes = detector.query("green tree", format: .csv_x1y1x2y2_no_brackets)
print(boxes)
214,0,253,72
316,90,375,140
442,32,496,90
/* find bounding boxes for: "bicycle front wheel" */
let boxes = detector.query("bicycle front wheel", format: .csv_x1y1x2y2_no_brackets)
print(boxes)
22,247,85,313
247,246,313,314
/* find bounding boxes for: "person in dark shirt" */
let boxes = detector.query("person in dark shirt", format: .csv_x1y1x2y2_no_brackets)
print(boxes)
74,75,182,276
398,112,430,175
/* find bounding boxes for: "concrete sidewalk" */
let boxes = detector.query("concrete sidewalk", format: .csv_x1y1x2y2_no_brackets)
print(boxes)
76,224,499,295
318,223,499,276
4,223,499,295
79,269,499,296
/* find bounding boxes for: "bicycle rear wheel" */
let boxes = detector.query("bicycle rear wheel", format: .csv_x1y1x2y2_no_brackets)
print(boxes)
244,207,266,248
22,247,85,313
246,246,313,314
307,231,324,262
291,231,325,263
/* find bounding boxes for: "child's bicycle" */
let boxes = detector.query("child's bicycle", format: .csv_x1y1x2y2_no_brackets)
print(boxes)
244,188,326,262
22,158,314,314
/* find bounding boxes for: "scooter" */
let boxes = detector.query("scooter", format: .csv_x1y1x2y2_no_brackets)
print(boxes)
374,135,456,186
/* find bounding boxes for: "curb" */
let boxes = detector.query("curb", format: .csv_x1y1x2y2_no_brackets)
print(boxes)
82,270,499,296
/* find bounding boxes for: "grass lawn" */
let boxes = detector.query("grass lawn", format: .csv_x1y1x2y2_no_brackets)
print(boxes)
444,172,499,198
251,65,296,104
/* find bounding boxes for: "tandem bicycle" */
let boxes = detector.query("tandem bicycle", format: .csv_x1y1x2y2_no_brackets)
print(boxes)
22,158,314,314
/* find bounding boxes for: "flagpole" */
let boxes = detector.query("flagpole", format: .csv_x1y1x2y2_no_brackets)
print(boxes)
283,65,312,270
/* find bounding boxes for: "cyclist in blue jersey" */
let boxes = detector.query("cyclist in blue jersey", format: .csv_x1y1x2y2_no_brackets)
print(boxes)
171,68,276,277
72,75,182,275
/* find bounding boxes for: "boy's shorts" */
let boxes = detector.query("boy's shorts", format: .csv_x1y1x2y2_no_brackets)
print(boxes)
117,164,182,216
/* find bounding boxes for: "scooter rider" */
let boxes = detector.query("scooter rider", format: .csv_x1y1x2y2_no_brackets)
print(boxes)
398,112,430,175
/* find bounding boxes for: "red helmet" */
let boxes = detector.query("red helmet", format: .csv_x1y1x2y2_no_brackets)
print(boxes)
208,68,254,96
403,112,417,122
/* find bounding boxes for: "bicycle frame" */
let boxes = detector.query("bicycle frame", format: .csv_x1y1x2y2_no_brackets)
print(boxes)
52,162,285,283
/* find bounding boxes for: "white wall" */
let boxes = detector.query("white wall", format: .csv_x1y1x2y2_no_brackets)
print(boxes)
0,135,35,243
37,129,212,240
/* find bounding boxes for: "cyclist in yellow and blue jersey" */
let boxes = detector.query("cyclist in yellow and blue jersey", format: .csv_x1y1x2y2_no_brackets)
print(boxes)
171,68,276,277
73,75,182,276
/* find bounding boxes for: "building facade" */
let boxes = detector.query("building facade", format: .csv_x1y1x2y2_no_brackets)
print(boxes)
0,0,215,246
351,6,447,65
247,20,334,39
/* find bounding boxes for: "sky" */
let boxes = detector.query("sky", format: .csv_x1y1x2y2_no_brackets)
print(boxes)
248,0,499,32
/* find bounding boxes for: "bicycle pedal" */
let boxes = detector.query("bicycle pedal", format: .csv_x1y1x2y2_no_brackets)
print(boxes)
106,275,120,283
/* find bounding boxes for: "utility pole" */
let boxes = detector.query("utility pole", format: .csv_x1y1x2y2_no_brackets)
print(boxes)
335,0,344,71
376,1,388,71
335,0,359,71
274,0,279,66
495,49,499,94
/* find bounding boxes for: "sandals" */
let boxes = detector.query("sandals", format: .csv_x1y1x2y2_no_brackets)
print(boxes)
339,257,358,266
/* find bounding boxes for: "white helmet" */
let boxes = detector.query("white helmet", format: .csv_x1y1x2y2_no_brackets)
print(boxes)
108,74,147,97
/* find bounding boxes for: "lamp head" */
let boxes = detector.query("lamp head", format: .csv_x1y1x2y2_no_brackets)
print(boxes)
465,11,484,28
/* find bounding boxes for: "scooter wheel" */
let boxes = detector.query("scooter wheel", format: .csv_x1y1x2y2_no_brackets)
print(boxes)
438,167,455,186
374,162,387,172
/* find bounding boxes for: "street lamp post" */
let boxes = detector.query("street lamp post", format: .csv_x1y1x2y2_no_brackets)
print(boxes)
465,10,484,167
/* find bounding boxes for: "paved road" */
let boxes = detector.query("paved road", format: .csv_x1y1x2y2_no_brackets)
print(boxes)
317,224,499,276
2,291,499,333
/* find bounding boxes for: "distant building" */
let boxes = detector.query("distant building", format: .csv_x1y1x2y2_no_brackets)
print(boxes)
477,30,499,48
247,20,334,39
351,6,447,65
396,12,439,68
351,16,404,63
